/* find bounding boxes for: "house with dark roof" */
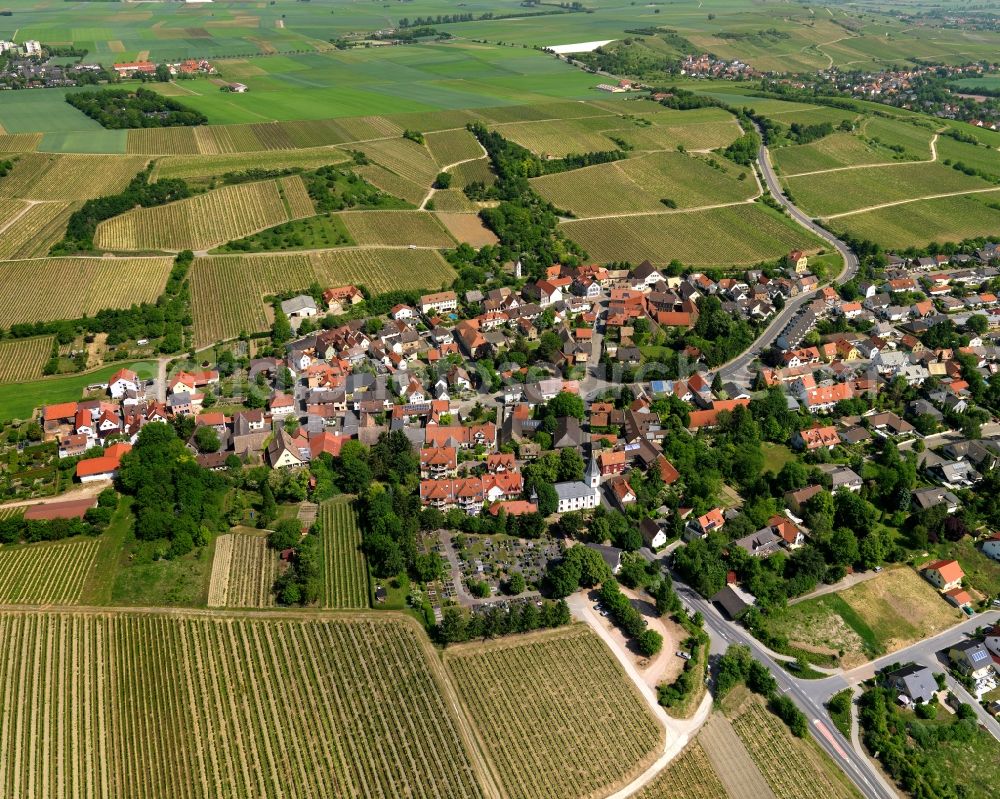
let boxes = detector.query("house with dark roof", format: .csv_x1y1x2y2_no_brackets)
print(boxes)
884,664,937,704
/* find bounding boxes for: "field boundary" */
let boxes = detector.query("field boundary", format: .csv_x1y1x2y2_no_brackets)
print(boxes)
781,132,939,178
824,185,1000,218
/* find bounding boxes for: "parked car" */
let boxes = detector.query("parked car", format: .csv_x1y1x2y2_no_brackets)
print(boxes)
676,651,692,660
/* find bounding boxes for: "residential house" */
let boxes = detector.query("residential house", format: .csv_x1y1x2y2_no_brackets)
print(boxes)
75,442,132,483
420,291,457,316
922,559,964,591
884,664,938,704
685,507,725,541
948,641,996,688
793,425,841,451
639,518,668,550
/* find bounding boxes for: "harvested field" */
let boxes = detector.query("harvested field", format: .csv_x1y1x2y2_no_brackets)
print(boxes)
784,161,989,217
0,153,148,200
319,498,368,610
531,152,755,217
155,147,349,181
0,538,99,604
0,257,172,327
435,213,498,246
339,210,455,247
829,192,1000,249
425,129,483,167
0,336,54,383
561,204,820,266
0,610,486,799
636,741,728,799
699,714,776,799
766,567,962,668
445,625,662,799
730,696,861,799
190,249,455,344
207,532,280,608
94,179,304,252
0,201,73,260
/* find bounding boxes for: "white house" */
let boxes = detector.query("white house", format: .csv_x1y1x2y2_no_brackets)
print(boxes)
984,534,1000,561
108,368,140,399
280,295,319,319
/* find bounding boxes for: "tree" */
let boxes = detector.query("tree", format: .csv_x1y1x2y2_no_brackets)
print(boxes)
557,447,585,482
505,571,526,595
193,425,220,454
155,63,171,82
268,518,302,550
272,307,292,345
546,390,585,420
259,480,277,526
434,172,452,189
966,314,988,334
834,489,875,536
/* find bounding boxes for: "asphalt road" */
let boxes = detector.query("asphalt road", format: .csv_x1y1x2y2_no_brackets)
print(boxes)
717,139,860,384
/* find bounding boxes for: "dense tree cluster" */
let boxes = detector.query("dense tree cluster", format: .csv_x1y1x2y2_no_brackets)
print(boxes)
305,165,406,213
436,599,570,644
66,87,207,129
116,422,226,557
599,579,663,656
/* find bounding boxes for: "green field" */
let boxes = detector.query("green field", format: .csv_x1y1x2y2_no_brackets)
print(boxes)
0,361,157,422
784,162,993,218
561,203,823,266
829,192,1000,249
319,497,369,610
530,151,756,217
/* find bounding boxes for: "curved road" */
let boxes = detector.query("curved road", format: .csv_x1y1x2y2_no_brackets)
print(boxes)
717,137,859,383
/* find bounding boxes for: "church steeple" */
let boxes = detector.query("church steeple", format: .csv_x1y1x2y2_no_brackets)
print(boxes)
586,452,601,488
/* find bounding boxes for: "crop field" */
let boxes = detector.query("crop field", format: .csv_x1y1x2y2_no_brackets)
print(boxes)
0,539,99,605
0,202,74,260
0,133,42,154
530,152,755,217
636,741,727,799
730,697,860,799
207,533,280,609
425,129,483,167
766,567,961,668
94,179,303,252
492,117,625,157
772,134,902,176
0,336,54,384
0,153,148,201
561,204,820,266
829,192,1000,249
154,147,350,182
355,163,426,206
339,211,455,247
0,610,486,799
783,162,993,217
0,257,172,327
319,498,368,610
862,117,936,157
445,626,662,799
190,249,455,344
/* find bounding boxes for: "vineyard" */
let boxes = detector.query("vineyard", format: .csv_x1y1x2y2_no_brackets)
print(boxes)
319,498,369,610
93,179,309,252
279,175,316,219
425,129,483,167
783,162,991,218
154,147,350,182
355,163,425,205
0,202,74,260
449,158,495,189
0,610,487,799
445,626,662,799
190,249,455,344
0,257,173,327
731,698,861,799
830,193,1000,249
0,538,99,604
0,336,55,383
352,138,440,191
340,210,456,247
636,741,727,799
126,126,200,155
0,133,42,153
530,152,755,217
492,117,622,157
207,533,281,608
431,189,480,212
561,204,820,266
772,134,892,176
0,153,149,201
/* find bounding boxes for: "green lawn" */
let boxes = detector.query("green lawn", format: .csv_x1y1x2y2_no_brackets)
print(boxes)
212,213,355,254
0,88,104,134
79,497,134,606
0,361,158,422
761,442,795,475
110,525,217,608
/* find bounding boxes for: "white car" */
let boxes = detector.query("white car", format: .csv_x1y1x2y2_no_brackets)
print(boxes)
676,651,692,661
